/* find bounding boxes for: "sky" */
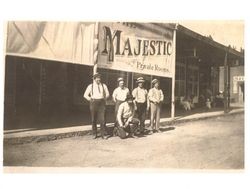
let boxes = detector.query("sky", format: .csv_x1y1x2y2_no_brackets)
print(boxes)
179,21,244,51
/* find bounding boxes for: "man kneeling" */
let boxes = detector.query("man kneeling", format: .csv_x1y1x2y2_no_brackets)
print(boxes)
115,94,140,139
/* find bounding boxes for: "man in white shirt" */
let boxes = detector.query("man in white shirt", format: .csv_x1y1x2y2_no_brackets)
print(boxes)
148,79,164,134
132,77,149,135
116,94,139,139
84,73,110,139
112,77,130,118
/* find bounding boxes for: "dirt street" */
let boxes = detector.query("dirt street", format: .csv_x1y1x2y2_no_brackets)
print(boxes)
4,113,244,169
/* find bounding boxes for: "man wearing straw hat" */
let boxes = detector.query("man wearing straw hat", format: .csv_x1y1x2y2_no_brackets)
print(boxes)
132,77,149,135
84,73,110,139
148,78,164,134
112,77,130,119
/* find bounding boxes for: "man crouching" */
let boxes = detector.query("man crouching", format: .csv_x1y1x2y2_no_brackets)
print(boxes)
116,94,140,139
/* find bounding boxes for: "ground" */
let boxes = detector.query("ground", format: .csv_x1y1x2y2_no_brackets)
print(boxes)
4,113,244,169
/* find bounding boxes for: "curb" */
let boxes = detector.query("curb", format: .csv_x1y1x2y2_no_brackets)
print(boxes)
4,110,244,145
161,109,244,126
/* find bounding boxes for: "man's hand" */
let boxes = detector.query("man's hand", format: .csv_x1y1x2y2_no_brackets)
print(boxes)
127,117,133,122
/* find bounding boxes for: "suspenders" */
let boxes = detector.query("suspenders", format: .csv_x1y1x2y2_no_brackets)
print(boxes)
135,87,147,103
91,83,106,99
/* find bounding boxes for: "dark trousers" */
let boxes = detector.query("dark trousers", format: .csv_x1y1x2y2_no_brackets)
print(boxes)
116,118,139,139
135,102,147,132
90,99,107,137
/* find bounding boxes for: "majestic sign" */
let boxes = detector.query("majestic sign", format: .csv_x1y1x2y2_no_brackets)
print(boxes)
98,23,175,78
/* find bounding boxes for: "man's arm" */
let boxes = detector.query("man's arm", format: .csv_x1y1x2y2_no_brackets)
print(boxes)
124,116,133,127
112,88,117,102
148,89,154,102
104,84,110,99
126,88,130,95
132,88,137,110
160,90,164,102
145,89,150,110
117,104,124,127
83,85,91,101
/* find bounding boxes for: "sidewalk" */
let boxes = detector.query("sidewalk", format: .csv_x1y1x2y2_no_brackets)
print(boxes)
4,107,244,145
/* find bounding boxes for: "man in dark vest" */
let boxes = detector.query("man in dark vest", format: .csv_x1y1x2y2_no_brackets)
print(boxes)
84,73,110,139
132,77,149,135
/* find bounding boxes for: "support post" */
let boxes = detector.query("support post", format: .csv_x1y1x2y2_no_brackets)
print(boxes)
224,50,230,113
38,63,46,114
93,22,99,75
171,24,178,120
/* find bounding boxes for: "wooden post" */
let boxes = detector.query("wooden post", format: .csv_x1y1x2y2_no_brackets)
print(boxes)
197,61,200,98
38,63,46,114
171,24,177,119
131,73,134,90
224,50,229,113
126,72,129,88
185,58,188,97
93,22,99,75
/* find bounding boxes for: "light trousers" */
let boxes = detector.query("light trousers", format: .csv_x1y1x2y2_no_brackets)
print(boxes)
149,102,161,130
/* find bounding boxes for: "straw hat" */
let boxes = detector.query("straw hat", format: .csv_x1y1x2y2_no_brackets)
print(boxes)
151,79,159,85
136,77,145,83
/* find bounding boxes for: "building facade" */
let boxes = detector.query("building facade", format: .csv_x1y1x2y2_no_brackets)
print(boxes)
4,22,244,130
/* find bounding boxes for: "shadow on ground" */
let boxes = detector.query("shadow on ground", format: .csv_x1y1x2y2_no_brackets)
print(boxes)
4,105,242,132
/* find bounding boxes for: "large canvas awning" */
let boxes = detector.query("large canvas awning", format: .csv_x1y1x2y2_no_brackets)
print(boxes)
6,21,97,65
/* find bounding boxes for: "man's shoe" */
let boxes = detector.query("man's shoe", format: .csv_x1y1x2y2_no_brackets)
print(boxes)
92,135,97,139
148,131,153,135
156,129,162,133
102,135,108,140
131,134,138,138
127,133,138,138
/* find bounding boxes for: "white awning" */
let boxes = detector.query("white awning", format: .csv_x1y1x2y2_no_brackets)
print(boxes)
6,21,97,65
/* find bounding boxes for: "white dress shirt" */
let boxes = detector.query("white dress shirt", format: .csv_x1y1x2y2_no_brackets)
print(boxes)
112,87,130,102
148,87,164,103
117,102,135,126
132,87,147,103
84,82,110,101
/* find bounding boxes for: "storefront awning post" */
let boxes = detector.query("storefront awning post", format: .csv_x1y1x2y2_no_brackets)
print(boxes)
171,24,178,119
224,49,230,113
93,22,99,75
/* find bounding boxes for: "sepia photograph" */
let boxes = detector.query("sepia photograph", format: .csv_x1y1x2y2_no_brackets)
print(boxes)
2,20,245,171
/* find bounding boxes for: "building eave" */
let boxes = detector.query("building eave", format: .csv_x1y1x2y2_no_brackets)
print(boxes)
177,24,244,59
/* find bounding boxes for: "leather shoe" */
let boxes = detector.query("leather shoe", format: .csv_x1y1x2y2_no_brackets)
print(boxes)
148,131,153,135
102,135,108,140
92,135,97,139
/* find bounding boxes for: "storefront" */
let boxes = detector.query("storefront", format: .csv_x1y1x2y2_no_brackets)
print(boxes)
4,22,244,130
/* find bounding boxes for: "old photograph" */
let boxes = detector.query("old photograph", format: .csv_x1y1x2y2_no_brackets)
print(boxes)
3,21,244,170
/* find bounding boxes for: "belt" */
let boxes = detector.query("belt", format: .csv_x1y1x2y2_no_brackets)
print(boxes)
91,98,105,101
136,101,146,104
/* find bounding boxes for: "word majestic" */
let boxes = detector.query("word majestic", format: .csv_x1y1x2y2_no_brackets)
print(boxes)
101,26,172,62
